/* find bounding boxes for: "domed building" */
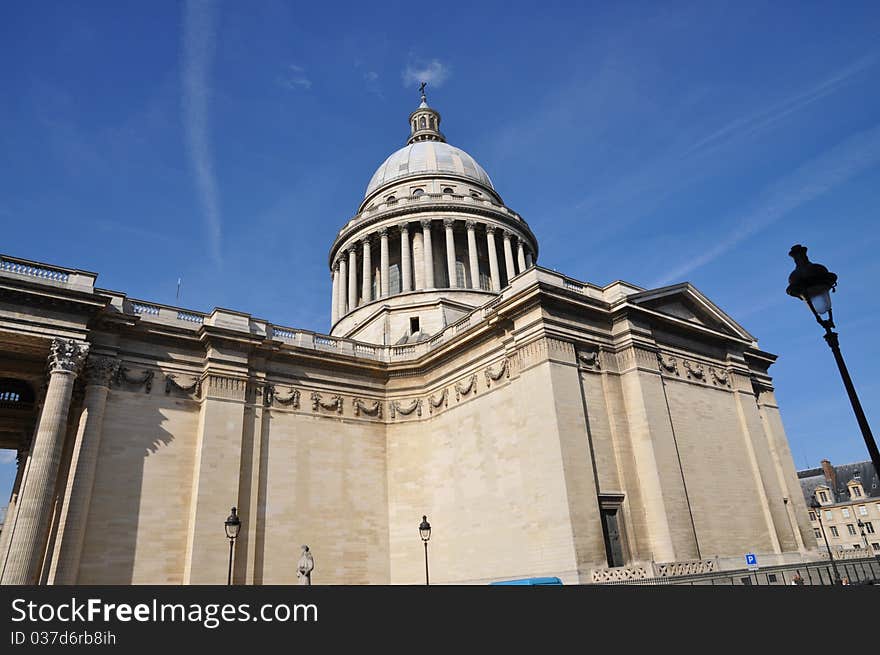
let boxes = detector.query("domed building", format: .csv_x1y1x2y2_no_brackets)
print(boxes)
0,92,818,586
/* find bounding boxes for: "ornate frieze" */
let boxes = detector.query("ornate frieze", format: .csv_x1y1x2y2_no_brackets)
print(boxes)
203,374,247,400
709,367,730,388
427,388,448,414
113,366,154,393
577,348,602,372
269,385,300,408
353,397,382,418
83,356,119,388
390,398,422,418
165,374,202,398
48,338,89,375
454,374,477,401
484,358,509,387
682,359,704,381
657,352,679,375
311,391,343,414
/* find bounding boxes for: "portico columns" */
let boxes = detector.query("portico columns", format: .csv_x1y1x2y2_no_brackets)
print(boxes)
486,225,501,292
48,356,118,584
502,231,516,282
517,239,527,273
444,218,457,287
379,228,390,298
331,264,339,325
361,237,372,304
1,338,88,585
338,254,348,318
348,248,357,311
400,224,412,292
421,219,435,288
466,220,480,290
526,251,534,268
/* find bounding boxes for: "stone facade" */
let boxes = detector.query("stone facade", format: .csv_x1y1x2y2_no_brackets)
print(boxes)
0,93,821,584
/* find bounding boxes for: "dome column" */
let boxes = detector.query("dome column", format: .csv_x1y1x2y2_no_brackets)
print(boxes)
517,239,527,273
502,231,516,283
444,218,457,288
400,224,412,292
338,253,348,317
421,219,435,288
361,237,372,305
466,221,480,290
348,248,358,312
526,250,534,268
486,225,501,292
331,263,339,325
379,228,390,298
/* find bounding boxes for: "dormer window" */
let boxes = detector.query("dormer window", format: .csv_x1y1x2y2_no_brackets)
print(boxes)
412,188,424,198
818,490,829,503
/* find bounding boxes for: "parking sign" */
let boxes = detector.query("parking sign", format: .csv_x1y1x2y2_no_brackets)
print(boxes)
745,553,758,569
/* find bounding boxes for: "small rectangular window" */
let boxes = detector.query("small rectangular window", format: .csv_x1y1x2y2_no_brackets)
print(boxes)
814,528,821,538
853,487,862,497
768,574,778,583
865,522,875,534
825,510,833,521
809,511,817,521
830,526,839,537
859,505,868,516
872,543,879,551
854,544,861,549
842,508,850,518
409,316,420,334
819,491,829,502
847,524,857,536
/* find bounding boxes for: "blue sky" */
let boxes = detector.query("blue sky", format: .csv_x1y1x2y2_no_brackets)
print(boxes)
1,1,879,503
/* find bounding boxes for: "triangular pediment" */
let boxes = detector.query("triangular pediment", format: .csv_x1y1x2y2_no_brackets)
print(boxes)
625,283,755,343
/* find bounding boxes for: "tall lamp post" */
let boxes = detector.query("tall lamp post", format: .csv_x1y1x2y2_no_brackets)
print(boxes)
419,515,431,586
810,496,842,584
856,519,874,558
225,507,241,586
786,244,880,477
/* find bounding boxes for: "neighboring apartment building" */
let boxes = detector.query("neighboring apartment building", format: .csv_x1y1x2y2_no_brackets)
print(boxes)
799,459,880,555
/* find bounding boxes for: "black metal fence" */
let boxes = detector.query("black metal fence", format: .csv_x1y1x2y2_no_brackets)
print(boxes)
600,556,880,586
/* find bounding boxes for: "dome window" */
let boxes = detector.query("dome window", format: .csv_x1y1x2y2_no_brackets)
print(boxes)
419,116,426,129
443,187,454,194
412,189,425,198
470,191,482,198
385,195,396,202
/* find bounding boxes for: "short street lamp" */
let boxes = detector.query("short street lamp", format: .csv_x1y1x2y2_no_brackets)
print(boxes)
225,507,241,586
786,245,880,477
810,496,842,585
856,519,873,556
419,515,431,586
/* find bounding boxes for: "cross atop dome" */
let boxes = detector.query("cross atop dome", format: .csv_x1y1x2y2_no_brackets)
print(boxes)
408,81,445,144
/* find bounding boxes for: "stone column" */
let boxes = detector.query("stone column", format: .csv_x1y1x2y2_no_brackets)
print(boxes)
502,231,516,282
338,254,348,318
517,239,527,273
400,224,412,292
348,247,357,312
486,225,501,292
413,229,424,290
379,228,390,298
47,356,118,584
526,250,534,268
443,218,457,288
1,338,88,585
361,236,372,305
421,219,435,288
331,264,339,325
0,448,30,572
466,220,480,290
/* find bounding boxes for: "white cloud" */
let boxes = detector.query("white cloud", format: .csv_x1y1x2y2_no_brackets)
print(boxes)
364,71,379,83
402,59,450,88
280,64,312,90
0,450,16,465
182,0,222,266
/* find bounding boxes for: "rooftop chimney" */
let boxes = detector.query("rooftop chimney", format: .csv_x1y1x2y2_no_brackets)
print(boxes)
821,459,838,496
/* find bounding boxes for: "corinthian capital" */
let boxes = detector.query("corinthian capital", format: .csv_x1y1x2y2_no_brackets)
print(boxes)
84,356,119,387
443,218,456,229
420,218,433,229
465,220,478,231
48,338,89,375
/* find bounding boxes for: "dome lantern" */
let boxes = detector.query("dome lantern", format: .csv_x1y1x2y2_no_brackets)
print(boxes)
408,82,445,144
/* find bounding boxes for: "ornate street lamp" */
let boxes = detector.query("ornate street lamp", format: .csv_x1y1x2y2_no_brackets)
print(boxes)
856,518,874,556
419,515,431,586
810,496,842,584
225,507,241,586
786,245,880,477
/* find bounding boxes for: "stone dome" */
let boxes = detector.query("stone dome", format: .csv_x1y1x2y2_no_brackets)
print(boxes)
364,141,495,198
